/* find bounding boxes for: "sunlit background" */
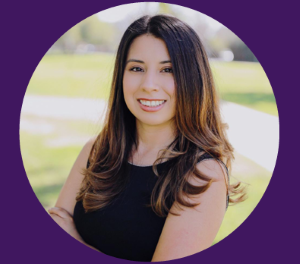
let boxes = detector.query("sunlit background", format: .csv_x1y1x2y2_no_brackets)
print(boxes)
20,3,278,245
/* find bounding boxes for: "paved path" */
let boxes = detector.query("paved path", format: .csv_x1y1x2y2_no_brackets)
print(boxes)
220,101,279,172
20,95,279,172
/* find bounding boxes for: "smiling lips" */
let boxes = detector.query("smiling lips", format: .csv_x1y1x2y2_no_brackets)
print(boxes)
137,98,167,112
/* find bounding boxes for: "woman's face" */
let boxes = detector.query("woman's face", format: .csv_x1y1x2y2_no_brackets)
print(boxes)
123,34,176,127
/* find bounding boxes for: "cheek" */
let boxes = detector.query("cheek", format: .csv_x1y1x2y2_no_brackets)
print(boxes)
165,81,176,112
164,79,176,99
123,74,138,96
123,75,138,110
123,76,132,98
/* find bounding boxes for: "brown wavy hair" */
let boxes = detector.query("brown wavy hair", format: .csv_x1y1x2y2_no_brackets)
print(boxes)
76,14,245,217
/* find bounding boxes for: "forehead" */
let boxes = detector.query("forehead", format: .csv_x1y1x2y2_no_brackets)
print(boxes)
127,35,171,60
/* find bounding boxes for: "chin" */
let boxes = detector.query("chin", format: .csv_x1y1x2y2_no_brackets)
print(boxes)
136,116,174,127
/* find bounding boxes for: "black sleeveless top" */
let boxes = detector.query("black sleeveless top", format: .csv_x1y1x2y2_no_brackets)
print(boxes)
73,155,229,262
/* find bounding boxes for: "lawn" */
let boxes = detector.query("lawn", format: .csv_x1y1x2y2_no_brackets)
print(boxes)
26,53,278,116
22,53,275,246
211,61,278,116
20,115,272,245
27,53,114,99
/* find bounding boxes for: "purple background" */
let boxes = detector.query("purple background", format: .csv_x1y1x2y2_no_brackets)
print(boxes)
3,0,298,262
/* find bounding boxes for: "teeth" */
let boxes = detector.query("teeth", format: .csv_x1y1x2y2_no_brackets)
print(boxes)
139,100,165,107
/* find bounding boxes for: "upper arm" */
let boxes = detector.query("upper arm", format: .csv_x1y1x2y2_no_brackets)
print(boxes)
151,159,227,262
54,136,96,216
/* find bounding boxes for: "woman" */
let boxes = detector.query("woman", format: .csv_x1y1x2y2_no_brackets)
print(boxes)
48,14,244,262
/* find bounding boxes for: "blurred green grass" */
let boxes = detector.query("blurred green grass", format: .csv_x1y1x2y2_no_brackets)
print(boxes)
211,61,278,116
20,116,271,244
27,54,278,116
23,53,274,245
27,53,114,99
214,175,270,244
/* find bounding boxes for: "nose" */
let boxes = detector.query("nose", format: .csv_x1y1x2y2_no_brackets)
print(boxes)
140,70,159,93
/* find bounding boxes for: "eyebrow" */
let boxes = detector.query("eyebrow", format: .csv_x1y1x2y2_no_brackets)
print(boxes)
126,59,172,65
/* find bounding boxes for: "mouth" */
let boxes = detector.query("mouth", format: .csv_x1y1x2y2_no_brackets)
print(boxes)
137,98,167,112
137,99,167,107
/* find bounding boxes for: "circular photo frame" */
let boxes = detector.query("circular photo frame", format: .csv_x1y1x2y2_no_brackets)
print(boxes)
18,1,280,263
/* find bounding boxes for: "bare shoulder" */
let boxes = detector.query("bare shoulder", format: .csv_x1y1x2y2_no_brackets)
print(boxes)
79,135,97,161
194,158,228,184
151,158,227,262
54,136,97,215
65,135,97,178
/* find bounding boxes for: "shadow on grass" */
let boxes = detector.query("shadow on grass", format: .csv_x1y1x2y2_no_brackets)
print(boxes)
221,92,278,116
34,184,63,208
221,92,276,105
25,165,66,176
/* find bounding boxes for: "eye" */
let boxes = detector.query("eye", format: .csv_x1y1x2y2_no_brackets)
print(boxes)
130,67,143,72
162,67,173,73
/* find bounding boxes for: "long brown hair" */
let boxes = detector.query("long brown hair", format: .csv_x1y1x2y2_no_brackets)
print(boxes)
76,15,245,217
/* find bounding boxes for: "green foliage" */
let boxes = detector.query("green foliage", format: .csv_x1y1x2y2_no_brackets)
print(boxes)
214,174,271,244
20,116,101,208
26,53,278,116
211,61,272,93
20,115,272,245
27,53,114,99
211,61,278,116
54,15,118,53
22,51,275,248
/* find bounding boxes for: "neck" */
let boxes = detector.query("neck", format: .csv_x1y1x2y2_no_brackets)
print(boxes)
131,119,177,164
